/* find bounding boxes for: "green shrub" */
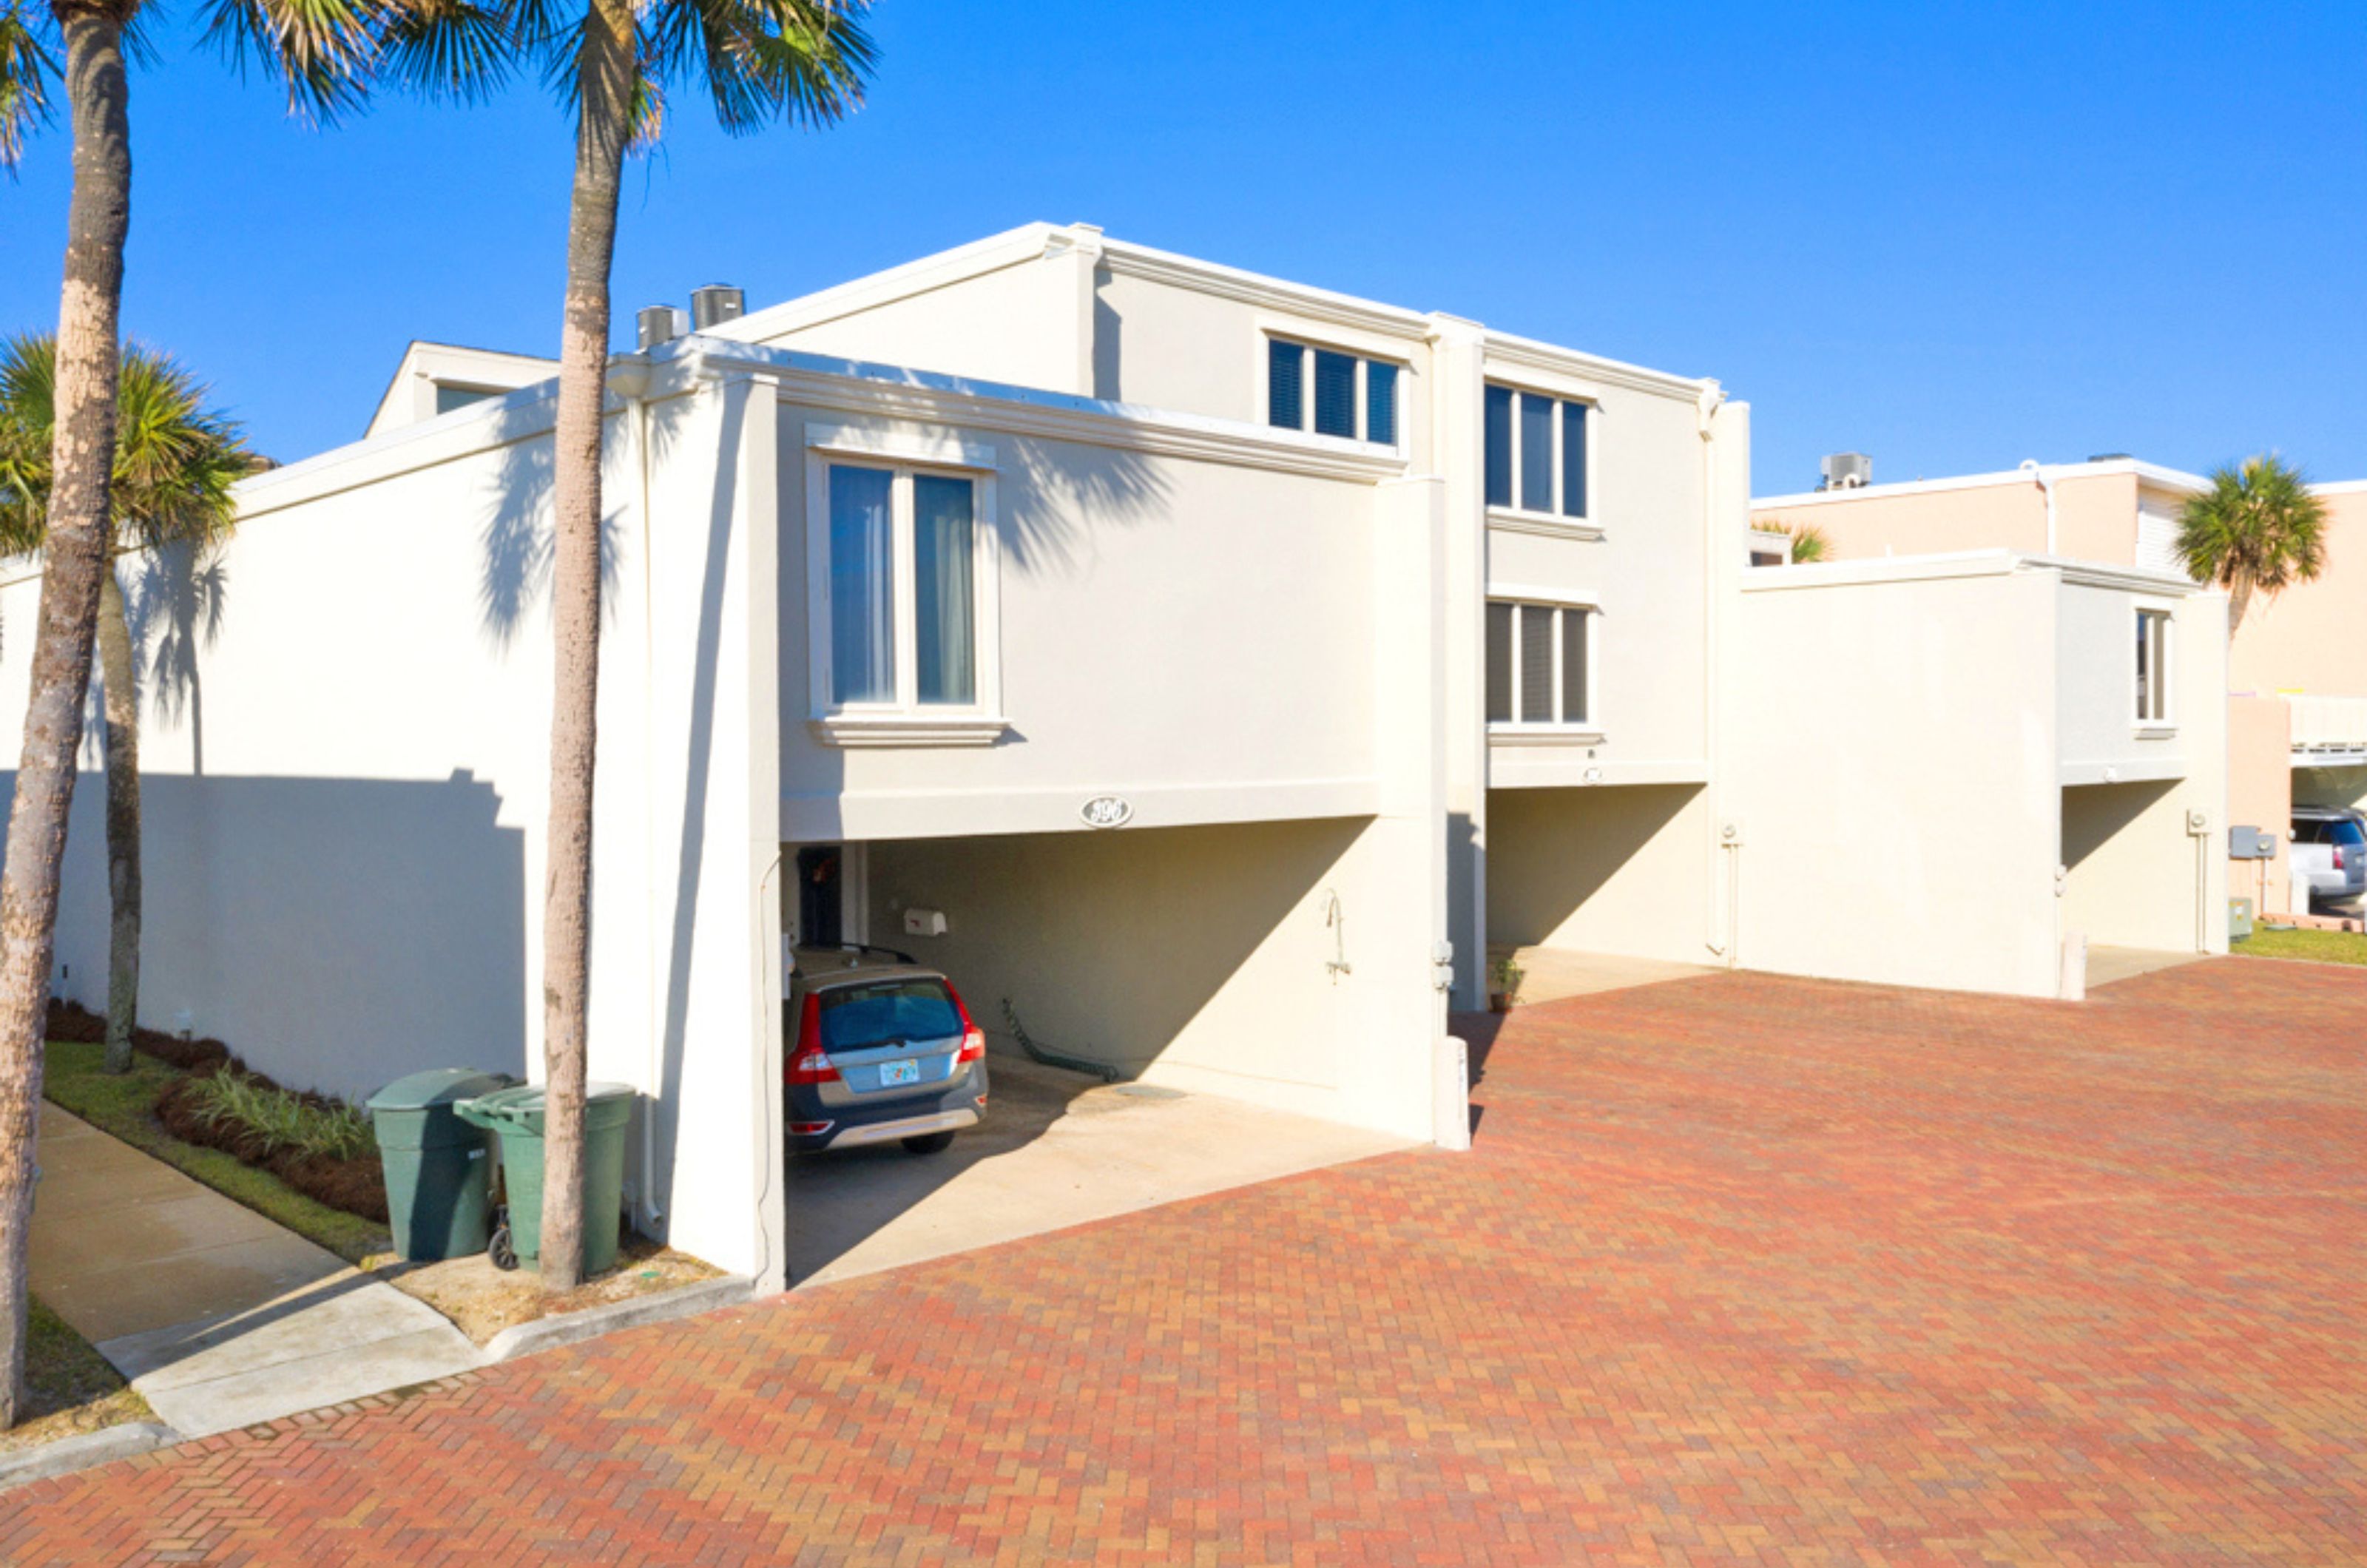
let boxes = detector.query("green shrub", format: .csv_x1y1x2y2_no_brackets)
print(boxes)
183,1072,377,1162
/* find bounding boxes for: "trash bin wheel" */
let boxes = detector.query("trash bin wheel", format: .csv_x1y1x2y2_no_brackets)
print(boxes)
488,1223,519,1272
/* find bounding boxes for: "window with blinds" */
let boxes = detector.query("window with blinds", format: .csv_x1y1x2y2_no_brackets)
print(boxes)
1266,337,1403,445
1485,600,1593,727
1483,384,1591,520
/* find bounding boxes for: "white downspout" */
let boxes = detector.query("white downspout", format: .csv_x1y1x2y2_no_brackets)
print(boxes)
1698,382,1730,959
2020,459,2057,555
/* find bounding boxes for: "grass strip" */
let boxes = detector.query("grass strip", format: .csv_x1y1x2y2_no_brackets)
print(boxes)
43,1040,389,1265
2232,926,2367,966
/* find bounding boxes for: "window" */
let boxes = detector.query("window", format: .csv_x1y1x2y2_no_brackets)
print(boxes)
1266,338,1402,445
1485,600,1593,728
819,459,990,715
2135,609,2172,726
1484,383,1590,520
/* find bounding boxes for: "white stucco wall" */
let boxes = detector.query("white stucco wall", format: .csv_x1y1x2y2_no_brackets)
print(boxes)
1732,564,2064,997
1,368,788,1286
2053,574,2197,786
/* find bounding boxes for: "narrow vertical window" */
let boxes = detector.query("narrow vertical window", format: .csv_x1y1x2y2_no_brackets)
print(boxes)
1485,601,1513,723
1519,392,1554,513
1312,349,1358,439
1561,608,1590,724
1519,604,1555,723
1268,339,1304,430
1365,361,1398,447
914,475,976,705
1484,385,1513,509
1560,402,1588,519
828,466,896,704
2136,609,2171,723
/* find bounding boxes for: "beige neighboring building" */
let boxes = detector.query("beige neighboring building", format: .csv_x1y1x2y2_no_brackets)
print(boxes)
1755,460,2367,916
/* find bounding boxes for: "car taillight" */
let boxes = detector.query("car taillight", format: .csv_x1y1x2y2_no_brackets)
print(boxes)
787,994,839,1085
2338,846,2351,871
948,984,987,1065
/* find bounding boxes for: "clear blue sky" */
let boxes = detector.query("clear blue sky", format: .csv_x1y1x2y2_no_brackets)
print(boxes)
3,1,2362,492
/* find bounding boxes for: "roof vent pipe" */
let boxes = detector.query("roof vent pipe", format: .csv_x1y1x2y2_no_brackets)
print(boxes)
2019,459,2058,554
637,305,689,351
689,284,745,330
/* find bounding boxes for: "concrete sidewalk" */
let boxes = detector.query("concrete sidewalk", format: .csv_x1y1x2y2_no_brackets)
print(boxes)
30,1102,481,1437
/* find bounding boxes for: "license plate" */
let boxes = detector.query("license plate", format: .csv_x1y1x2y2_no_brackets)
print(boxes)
878,1058,921,1087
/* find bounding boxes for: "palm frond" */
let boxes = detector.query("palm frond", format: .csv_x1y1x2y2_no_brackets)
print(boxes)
197,0,390,124
643,0,871,141
0,334,254,559
0,0,58,172
2177,453,2328,592
373,0,519,102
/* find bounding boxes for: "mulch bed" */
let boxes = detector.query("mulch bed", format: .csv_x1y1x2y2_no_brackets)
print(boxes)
49,997,389,1224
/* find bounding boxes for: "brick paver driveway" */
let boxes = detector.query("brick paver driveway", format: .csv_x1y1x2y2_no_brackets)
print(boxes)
8,959,2364,1564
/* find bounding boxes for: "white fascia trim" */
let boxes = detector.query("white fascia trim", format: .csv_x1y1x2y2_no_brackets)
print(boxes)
712,223,1061,345
2312,478,2367,497
1754,457,2210,512
1485,580,1601,609
784,775,1382,843
663,337,1409,483
2024,554,2206,595
238,377,571,521
2294,748,2367,768
2060,756,2188,787
808,714,1011,748
1097,237,1433,343
1480,330,1712,402
1486,757,1711,789
1487,507,1606,543
1739,549,2026,592
806,422,997,470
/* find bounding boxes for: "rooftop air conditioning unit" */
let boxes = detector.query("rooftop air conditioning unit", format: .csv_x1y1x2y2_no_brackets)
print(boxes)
1819,452,1873,490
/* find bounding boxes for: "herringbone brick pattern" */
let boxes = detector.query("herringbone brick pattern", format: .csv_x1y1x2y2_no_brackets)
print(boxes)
6,959,2363,1564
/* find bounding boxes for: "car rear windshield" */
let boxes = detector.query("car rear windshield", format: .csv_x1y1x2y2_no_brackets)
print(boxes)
2331,820,2367,848
817,979,964,1052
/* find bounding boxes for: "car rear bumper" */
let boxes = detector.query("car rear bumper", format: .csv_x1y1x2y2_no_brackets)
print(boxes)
786,1064,988,1151
822,1107,981,1149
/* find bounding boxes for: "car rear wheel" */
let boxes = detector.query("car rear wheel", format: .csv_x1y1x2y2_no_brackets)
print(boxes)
900,1131,956,1155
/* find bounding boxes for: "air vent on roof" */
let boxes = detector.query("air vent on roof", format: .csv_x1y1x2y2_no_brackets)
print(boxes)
690,285,745,330
1818,452,1872,490
637,305,689,351
2087,453,2133,463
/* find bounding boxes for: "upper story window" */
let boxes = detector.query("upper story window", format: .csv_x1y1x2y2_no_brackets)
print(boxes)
1484,385,1589,520
1485,598,1593,729
806,428,1006,745
2135,608,2172,726
1268,337,1399,445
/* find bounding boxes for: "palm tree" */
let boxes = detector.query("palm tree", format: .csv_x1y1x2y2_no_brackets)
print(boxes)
2177,454,2329,635
382,0,873,1290
0,334,251,1079
0,0,379,1430
1785,523,1831,564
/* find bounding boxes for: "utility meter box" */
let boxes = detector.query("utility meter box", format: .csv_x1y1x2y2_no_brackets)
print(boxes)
2229,825,2278,860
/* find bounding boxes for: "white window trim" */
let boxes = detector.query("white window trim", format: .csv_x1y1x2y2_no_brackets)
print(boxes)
1485,382,1599,540
804,425,1007,747
2133,604,2176,734
1259,332,1406,449
1485,590,1602,742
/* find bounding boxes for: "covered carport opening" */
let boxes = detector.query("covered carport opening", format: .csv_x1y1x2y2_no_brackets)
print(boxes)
1482,783,1715,1001
2060,778,2209,978
772,814,1425,1287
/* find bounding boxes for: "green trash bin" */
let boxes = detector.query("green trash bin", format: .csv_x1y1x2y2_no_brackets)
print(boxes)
455,1081,635,1276
365,1068,516,1262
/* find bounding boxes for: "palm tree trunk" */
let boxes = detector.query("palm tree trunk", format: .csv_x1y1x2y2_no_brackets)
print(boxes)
538,0,634,1294
98,567,140,1075
2226,574,2253,637
0,7,131,1430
